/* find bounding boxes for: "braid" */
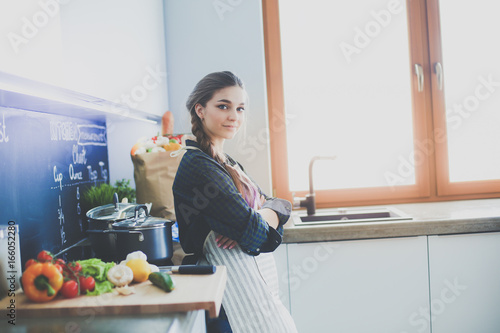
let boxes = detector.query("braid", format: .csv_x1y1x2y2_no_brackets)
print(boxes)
224,163,262,210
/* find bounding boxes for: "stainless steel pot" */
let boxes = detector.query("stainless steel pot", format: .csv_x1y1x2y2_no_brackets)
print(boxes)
111,212,174,265
87,204,174,265
86,201,147,262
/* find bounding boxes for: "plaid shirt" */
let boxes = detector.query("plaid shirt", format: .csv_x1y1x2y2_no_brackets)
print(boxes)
173,140,286,256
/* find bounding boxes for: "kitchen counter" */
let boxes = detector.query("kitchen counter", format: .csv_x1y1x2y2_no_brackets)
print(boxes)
283,198,500,243
1,266,227,333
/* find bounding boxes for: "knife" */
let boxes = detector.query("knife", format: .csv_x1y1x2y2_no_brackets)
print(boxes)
158,265,216,275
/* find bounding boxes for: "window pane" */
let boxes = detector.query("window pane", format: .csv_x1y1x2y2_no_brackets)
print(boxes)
439,0,500,182
279,0,414,191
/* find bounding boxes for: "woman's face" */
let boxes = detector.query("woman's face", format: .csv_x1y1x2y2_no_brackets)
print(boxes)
196,85,246,146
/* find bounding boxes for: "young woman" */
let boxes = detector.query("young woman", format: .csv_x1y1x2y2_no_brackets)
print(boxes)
172,71,297,333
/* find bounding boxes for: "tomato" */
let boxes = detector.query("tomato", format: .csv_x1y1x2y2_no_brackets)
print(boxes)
54,258,66,266
79,276,95,293
61,280,79,298
37,250,53,262
68,262,82,274
168,135,183,144
54,264,64,274
24,259,37,270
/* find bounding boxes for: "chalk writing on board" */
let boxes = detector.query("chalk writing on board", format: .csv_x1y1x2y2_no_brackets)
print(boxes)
54,165,63,191
73,145,87,164
78,124,107,146
52,162,109,190
0,107,109,262
69,164,83,180
0,113,9,143
99,161,108,183
87,165,98,184
58,195,66,245
76,187,82,216
50,121,78,141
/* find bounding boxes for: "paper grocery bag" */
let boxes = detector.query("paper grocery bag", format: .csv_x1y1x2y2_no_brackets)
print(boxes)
132,150,185,220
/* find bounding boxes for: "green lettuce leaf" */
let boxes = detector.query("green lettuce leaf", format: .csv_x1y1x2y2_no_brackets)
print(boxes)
78,258,115,282
86,280,114,296
77,258,116,295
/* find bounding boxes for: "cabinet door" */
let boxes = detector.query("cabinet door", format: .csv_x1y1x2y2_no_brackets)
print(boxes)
273,244,291,312
288,236,430,333
428,232,500,333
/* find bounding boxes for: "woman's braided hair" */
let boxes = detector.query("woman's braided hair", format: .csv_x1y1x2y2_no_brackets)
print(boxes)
186,71,261,209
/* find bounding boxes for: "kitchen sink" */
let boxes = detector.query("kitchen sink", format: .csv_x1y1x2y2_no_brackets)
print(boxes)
292,207,412,226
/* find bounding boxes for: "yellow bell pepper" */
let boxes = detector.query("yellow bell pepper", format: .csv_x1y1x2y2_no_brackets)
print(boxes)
21,262,64,302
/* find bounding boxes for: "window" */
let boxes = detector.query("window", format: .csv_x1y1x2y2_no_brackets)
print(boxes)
262,0,500,207
428,0,500,196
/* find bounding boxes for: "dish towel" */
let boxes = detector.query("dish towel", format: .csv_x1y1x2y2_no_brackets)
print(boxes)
201,231,298,333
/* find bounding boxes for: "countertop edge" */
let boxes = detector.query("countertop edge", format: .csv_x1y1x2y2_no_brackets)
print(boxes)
283,199,500,243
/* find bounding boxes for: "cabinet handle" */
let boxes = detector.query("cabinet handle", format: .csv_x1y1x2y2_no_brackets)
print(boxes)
414,64,424,92
434,62,443,90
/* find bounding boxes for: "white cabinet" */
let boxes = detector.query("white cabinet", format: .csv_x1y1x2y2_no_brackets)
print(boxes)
428,232,500,333
273,244,291,311
287,236,430,333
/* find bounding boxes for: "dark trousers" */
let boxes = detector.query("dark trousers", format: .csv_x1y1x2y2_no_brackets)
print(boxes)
206,305,232,333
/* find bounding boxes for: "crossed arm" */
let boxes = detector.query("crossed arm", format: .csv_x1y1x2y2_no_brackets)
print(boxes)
216,195,280,249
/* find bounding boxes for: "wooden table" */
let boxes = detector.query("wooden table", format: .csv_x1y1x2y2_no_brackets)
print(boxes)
1,266,226,332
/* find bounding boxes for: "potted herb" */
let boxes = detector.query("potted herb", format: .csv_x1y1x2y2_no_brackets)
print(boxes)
81,179,136,214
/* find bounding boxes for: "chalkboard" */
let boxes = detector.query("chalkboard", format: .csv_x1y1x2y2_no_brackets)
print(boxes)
0,107,109,265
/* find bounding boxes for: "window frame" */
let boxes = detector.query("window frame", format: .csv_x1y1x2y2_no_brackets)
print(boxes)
262,0,500,208
426,0,500,197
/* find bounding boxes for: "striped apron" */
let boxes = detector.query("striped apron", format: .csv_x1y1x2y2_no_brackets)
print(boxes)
201,231,298,333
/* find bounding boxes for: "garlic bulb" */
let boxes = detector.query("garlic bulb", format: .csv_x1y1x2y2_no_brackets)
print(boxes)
114,285,136,296
126,251,148,262
119,251,148,266
107,265,134,287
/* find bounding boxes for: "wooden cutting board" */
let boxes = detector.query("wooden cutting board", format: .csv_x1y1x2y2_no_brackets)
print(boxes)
1,266,226,319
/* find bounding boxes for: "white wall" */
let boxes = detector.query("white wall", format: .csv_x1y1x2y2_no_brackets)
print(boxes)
59,0,169,114
59,0,169,185
0,0,170,186
163,0,272,193
0,0,64,86
0,0,272,191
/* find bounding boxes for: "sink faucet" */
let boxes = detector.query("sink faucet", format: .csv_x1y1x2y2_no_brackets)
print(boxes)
293,156,336,216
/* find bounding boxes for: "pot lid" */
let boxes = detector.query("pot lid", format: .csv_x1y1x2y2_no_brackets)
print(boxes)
112,216,172,229
86,203,141,221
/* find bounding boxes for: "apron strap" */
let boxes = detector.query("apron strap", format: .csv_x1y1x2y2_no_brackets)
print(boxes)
169,146,201,157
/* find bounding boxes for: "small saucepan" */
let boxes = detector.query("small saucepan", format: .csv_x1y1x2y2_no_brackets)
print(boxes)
87,205,174,264
86,200,142,262
111,208,174,265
